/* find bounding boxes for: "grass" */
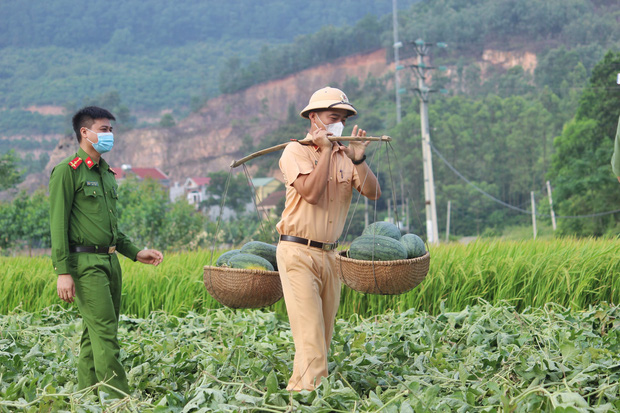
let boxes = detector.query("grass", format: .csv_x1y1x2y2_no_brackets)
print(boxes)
1,237,618,318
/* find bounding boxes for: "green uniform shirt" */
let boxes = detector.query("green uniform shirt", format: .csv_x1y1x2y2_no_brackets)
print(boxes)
612,114,620,178
49,148,140,275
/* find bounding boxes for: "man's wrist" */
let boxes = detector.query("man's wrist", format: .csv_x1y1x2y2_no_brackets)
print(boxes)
352,154,366,165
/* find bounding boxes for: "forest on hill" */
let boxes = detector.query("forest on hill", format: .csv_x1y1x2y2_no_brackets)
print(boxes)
0,0,619,243
0,0,418,119
1,0,618,130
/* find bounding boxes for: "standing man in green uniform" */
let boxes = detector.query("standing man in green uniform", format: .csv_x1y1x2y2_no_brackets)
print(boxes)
49,106,164,398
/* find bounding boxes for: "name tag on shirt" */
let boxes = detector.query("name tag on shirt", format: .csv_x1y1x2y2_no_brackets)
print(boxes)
86,181,99,187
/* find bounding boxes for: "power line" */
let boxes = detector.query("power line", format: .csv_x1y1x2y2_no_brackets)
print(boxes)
428,141,620,220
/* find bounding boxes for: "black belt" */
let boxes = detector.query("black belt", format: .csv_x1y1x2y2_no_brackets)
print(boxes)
279,235,338,251
70,245,117,254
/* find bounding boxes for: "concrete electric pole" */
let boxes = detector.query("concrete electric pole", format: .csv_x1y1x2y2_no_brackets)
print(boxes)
392,0,403,124
408,39,446,245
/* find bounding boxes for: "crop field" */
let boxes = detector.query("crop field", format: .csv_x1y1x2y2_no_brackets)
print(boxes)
2,303,619,412
1,238,619,411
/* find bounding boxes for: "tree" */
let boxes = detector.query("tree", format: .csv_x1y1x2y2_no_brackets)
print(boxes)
548,51,620,236
162,200,206,250
201,171,252,214
116,176,206,251
0,189,50,253
0,150,23,190
159,113,176,128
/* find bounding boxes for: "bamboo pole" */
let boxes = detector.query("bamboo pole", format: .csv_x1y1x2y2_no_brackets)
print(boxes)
230,135,392,168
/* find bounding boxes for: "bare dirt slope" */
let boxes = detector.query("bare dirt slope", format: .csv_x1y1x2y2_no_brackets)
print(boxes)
45,47,536,184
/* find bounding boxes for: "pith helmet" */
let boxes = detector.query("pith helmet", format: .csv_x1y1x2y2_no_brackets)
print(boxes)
300,86,357,119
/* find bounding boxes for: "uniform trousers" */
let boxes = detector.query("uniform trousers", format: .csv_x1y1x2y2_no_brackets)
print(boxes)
68,252,129,398
276,241,341,391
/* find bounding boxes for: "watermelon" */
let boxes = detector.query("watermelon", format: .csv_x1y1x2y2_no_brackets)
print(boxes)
362,221,401,240
240,241,278,270
400,234,426,258
215,249,241,267
349,234,408,261
227,253,275,271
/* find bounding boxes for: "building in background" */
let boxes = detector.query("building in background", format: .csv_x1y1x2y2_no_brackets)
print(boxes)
256,190,286,219
251,177,284,204
110,164,170,188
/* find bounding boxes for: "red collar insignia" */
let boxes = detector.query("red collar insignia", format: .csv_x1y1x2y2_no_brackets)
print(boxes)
85,157,95,168
69,156,83,170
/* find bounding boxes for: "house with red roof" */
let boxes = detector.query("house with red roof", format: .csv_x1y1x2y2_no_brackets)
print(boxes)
184,176,211,206
110,165,170,188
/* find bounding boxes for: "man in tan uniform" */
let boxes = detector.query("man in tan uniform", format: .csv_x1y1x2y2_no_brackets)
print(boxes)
276,87,381,391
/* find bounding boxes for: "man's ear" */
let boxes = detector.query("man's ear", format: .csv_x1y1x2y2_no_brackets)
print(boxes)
309,112,317,129
80,126,92,143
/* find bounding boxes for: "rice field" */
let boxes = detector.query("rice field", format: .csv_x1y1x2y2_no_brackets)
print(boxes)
1,238,618,318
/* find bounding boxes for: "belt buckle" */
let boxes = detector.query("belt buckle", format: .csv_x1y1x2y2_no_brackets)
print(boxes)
323,242,336,251
108,246,116,254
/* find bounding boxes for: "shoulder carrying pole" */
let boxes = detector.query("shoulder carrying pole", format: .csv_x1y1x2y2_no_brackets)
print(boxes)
230,135,392,168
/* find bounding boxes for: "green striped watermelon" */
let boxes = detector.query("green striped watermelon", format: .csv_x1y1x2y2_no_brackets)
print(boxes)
400,234,426,258
215,249,241,267
240,241,278,270
228,253,275,271
349,234,408,261
362,221,402,240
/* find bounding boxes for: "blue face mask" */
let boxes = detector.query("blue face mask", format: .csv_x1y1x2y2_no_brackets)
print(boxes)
86,128,114,154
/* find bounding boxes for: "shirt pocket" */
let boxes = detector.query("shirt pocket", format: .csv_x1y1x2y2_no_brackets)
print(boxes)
336,163,353,186
82,186,103,214
110,184,119,205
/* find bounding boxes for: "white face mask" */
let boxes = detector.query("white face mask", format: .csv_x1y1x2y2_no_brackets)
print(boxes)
315,115,344,137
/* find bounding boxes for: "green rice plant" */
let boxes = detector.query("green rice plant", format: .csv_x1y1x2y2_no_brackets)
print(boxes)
1,238,618,318
0,256,67,313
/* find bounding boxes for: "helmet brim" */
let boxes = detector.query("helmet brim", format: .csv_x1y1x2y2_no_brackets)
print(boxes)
300,101,357,119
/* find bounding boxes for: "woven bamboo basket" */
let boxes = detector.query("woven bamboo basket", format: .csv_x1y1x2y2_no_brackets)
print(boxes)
336,250,430,295
203,266,283,309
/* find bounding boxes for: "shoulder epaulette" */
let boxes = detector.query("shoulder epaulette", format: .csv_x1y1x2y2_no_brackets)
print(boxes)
69,156,83,170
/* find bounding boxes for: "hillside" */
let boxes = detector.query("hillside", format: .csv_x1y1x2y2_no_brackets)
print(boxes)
46,47,538,184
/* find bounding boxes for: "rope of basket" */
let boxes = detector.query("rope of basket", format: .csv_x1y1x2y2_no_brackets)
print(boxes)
338,140,431,295
204,136,393,308
204,164,281,309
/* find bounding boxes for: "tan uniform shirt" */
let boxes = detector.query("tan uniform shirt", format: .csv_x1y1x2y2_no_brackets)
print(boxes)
276,134,363,243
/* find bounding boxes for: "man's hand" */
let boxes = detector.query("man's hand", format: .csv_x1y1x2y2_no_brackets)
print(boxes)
310,126,333,151
57,274,75,303
137,249,164,266
342,125,369,162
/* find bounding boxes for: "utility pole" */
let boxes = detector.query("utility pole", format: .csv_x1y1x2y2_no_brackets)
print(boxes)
392,0,403,124
445,200,451,242
546,180,556,231
409,39,446,245
531,191,537,239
